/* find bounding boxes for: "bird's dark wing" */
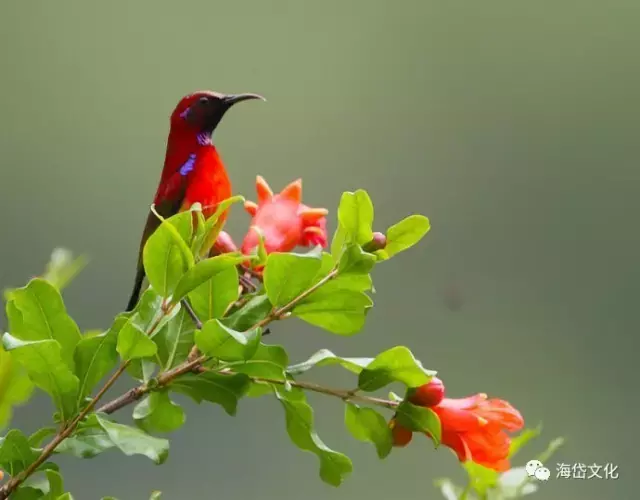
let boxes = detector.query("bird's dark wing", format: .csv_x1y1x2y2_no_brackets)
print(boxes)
125,169,191,312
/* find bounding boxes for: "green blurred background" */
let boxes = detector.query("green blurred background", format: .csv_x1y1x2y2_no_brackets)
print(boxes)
1,1,637,499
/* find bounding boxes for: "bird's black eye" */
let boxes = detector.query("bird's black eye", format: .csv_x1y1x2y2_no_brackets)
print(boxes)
198,96,210,106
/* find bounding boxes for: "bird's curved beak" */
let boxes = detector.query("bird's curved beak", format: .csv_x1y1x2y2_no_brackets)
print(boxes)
222,93,266,106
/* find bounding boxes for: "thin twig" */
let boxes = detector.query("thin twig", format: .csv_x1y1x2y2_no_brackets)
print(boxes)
0,265,340,498
180,299,203,329
0,303,177,499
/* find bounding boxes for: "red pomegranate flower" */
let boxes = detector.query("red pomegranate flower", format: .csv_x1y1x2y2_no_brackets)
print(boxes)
390,377,524,472
240,176,328,255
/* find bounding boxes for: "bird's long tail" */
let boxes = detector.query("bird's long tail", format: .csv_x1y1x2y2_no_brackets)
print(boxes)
126,265,145,312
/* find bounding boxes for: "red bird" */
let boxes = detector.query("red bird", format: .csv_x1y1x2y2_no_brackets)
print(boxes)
126,90,264,311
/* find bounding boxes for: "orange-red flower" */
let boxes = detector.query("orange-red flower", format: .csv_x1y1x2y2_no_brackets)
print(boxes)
240,176,328,255
390,377,524,472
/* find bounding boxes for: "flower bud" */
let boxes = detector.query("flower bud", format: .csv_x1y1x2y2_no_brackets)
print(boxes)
363,232,387,252
409,377,445,407
389,418,413,447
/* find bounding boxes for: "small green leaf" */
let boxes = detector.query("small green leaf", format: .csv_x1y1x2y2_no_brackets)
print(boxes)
228,343,289,380
0,429,39,476
287,349,372,376
45,469,65,498
464,462,499,495
188,266,239,322
376,214,430,260
170,372,250,416
116,317,158,361
55,493,74,500
338,190,374,244
198,195,245,256
264,251,323,307
155,309,196,371
0,343,34,431
74,318,121,405
508,425,542,458
28,427,56,447
195,320,261,361
223,295,272,331
133,390,185,433
149,492,162,500
143,211,194,298
2,334,79,422
42,248,88,291
395,401,441,446
172,253,247,303
344,403,392,459
6,278,81,369
12,487,47,500
293,290,373,335
357,346,436,392
95,414,169,464
275,388,352,486
537,437,565,463
56,415,115,459
338,244,376,275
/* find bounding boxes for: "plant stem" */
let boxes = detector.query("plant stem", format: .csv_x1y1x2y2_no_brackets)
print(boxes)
0,363,128,499
0,266,340,498
0,303,174,499
255,268,338,329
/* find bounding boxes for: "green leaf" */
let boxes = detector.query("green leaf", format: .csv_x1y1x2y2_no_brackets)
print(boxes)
42,248,88,291
275,388,352,487
45,469,65,498
188,266,239,322
12,487,48,500
149,492,162,500
56,415,115,459
264,251,323,307
464,462,499,495
170,372,250,416
222,295,272,332
55,493,74,500
155,309,196,371
395,401,441,446
143,211,194,298
357,346,436,392
0,344,34,431
376,214,430,260
6,279,81,369
293,289,373,335
195,320,261,361
537,437,565,463
0,429,39,475
344,403,392,459
287,349,372,376
95,414,169,464
74,318,121,405
133,390,185,434
28,427,56,447
338,244,376,275
172,253,247,304
508,425,542,458
116,317,158,361
338,190,374,244
228,343,288,380
2,334,79,421
198,195,245,256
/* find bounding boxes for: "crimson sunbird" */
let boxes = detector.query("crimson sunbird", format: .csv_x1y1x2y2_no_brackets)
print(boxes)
126,90,264,312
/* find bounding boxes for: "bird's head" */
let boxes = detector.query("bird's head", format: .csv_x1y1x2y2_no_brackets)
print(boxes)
170,90,265,138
